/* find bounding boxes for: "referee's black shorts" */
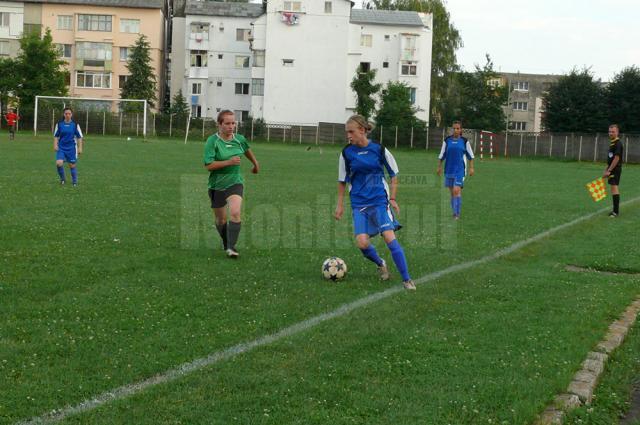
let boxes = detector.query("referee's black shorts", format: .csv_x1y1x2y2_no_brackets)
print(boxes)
608,168,622,186
208,183,244,208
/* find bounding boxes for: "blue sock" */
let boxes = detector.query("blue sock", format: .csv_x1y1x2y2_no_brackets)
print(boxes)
387,239,411,281
456,196,462,216
360,245,383,267
57,166,65,182
70,167,78,184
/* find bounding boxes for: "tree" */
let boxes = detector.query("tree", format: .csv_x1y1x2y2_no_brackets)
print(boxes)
606,66,640,132
0,58,18,111
14,29,68,112
169,89,190,116
121,34,157,111
367,0,462,127
350,66,382,120
543,69,607,133
374,81,423,129
455,55,507,132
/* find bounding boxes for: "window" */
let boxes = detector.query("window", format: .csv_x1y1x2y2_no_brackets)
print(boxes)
76,42,112,62
384,35,390,41
76,71,112,89
487,78,501,88
401,61,417,76
236,28,251,41
119,74,128,88
282,58,294,67
119,47,132,61
512,101,528,111
0,41,8,56
234,110,249,122
0,12,10,28
283,1,302,12
57,15,72,30
218,54,223,59
192,82,202,95
359,62,370,73
401,34,417,60
383,61,389,68
190,50,207,67
190,23,209,40
252,78,264,96
512,81,529,91
57,44,72,58
216,81,222,87
120,19,140,34
191,105,202,118
409,87,417,104
324,1,332,13
78,14,112,32
23,24,41,36
509,121,527,131
235,56,250,68
360,34,372,47
235,83,250,95
253,50,265,67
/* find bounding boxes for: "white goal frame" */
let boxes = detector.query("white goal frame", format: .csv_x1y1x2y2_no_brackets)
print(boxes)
34,95,148,137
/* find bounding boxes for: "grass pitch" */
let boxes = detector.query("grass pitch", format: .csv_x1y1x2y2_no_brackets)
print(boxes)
1,133,639,424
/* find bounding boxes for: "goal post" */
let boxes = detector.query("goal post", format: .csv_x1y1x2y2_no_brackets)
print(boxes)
34,95,149,138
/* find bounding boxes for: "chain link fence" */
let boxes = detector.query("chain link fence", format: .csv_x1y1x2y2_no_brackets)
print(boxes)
6,113,639,163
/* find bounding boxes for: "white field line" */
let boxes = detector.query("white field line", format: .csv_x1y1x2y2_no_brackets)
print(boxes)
16,199,639,425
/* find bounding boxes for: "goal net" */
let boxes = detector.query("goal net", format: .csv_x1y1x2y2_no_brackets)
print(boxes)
34,96,152,138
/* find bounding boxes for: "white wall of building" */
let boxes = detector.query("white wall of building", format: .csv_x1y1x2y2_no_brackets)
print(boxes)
172,13,255,118
347,14,432,122
259,0,352,124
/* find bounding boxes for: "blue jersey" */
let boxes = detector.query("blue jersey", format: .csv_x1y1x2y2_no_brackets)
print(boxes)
438,135,474,177
54,120,83,150
338,141,399,208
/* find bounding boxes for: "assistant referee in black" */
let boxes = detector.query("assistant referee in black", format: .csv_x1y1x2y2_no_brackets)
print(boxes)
603,124,623,217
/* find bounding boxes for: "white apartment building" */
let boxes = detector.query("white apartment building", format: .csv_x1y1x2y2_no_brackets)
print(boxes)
171,1,263,119
0,1,25,58
172,0,432,124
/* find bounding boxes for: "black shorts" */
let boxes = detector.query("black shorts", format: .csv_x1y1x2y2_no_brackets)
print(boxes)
608,168,622,186
208,183,244,208
8,125,15,134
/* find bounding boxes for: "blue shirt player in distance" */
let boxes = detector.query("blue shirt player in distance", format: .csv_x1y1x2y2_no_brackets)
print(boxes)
437,120,475,219
334,115,415,291
54,107,84,186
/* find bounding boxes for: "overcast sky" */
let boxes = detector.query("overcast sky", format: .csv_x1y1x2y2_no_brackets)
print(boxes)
346,0,639,81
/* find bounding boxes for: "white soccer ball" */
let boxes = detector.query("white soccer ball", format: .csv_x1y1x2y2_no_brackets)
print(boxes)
322,257,347,281
127,137,131,141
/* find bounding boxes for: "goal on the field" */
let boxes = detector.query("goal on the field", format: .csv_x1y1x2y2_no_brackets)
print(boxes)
34,95,151,138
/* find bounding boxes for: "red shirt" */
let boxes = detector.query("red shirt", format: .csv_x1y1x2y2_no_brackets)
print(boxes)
5,112,18,126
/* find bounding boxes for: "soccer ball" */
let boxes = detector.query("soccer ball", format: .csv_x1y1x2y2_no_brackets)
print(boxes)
127,137,131,141
322,257,347,281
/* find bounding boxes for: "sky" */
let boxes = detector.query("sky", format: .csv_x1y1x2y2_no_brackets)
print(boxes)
350,0,640,82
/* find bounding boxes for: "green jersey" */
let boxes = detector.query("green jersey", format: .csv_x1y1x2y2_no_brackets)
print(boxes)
203,133,250,190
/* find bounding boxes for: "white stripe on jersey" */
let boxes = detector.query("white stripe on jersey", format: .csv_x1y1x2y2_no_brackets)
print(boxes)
438,141,447,160
53,124,59,137
465,141,474,159
383,149,400,175
76,124,84,139
338,153,347,182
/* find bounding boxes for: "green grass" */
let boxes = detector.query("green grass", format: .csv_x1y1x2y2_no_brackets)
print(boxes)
1,132,639,424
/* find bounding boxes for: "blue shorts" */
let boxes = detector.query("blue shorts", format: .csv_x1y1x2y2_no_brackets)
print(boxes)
444,174,465,188
352,204,401,237
56,147,77,164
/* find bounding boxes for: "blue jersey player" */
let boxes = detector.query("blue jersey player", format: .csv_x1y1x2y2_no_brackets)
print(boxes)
334,115,415,291
54,107,84,186
437,121,475,219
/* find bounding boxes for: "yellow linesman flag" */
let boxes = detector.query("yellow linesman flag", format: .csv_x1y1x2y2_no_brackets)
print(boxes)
586,177,607,202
